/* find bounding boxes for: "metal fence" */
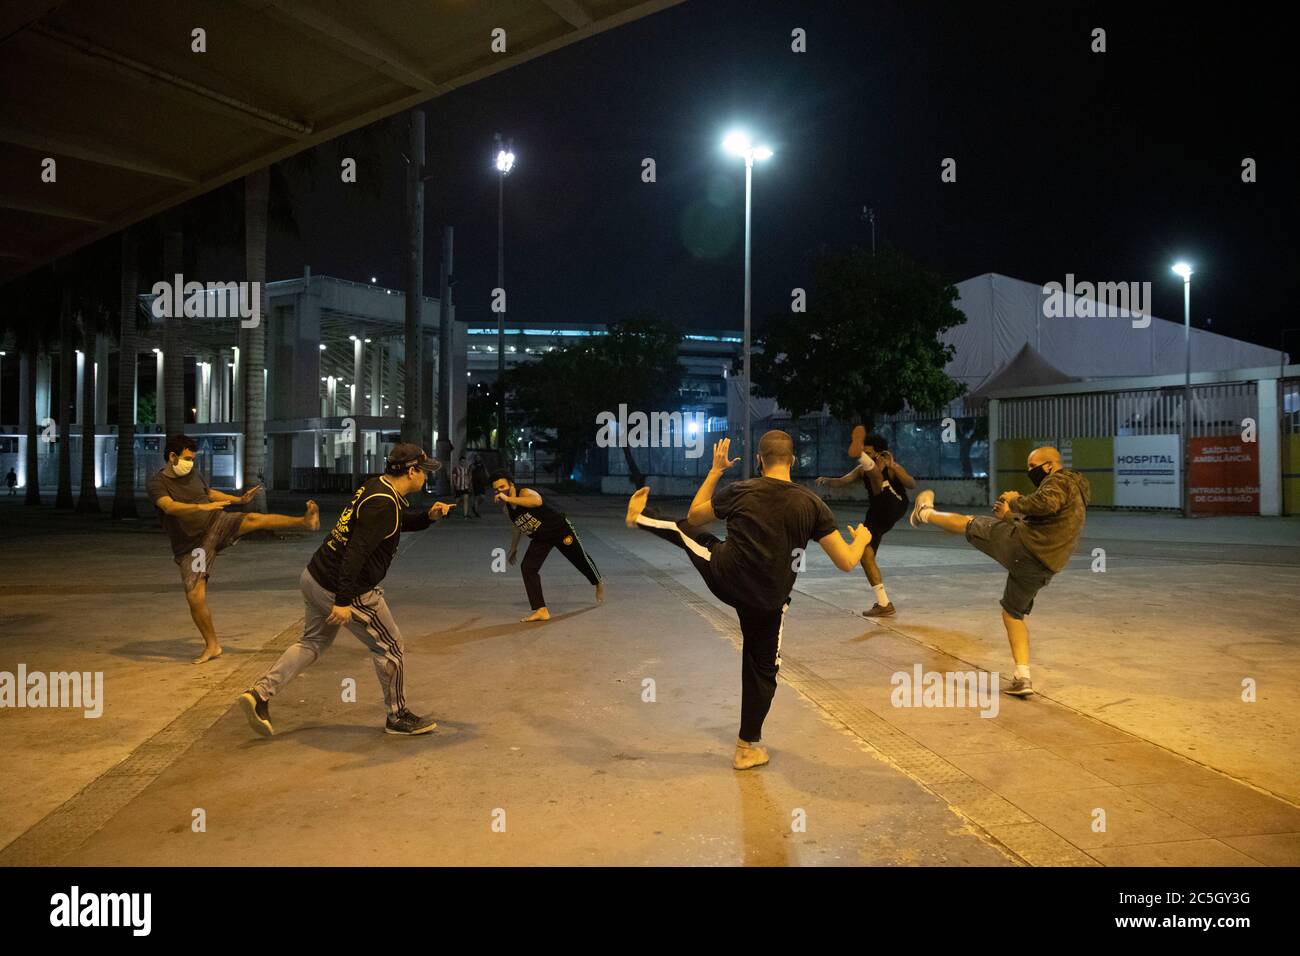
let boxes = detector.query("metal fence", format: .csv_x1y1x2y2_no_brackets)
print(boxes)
999,382,1258,440
607,415,988,480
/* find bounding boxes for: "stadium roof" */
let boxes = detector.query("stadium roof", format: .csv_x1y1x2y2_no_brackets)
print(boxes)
0,0,684,285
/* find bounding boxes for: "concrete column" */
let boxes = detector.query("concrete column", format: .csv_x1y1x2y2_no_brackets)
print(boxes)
352,336,363,416
370,340,382,416
293,292,322,419
1258,378,1281,516
232,346,243,425
37,353,51,423
95,335,109,424
196,361,209,423
19,351,30,427
153,350,164,426
988,398,1001,506
452,309,468,458
75,350,85,426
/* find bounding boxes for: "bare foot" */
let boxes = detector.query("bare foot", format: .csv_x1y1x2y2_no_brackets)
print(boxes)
192,646,223,665
595,581,605,604
625,487,649,527
733,741,770,771
303,500,320,531
521,608,551,623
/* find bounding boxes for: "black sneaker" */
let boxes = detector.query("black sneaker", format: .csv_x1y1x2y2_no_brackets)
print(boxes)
863,602,896,618
385,710,438,735
239,689,273,736
1005,676,1034,698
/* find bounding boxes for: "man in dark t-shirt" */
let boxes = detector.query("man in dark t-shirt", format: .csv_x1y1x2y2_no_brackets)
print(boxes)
147,433,320,664
493,469,603,622
625,430,873,771
816,428,917,617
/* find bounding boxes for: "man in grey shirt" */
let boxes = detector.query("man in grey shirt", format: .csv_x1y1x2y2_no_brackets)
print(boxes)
908,446,1090,697
147,433,320,664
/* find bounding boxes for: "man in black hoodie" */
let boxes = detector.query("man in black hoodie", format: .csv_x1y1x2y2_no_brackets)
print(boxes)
908,446,1090,697
239,445,455,736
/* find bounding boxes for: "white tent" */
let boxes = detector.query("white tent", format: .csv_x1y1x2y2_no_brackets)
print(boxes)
947,273,1288,396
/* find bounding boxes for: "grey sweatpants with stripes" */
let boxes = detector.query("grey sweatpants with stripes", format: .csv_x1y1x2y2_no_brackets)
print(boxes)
253,568,407,717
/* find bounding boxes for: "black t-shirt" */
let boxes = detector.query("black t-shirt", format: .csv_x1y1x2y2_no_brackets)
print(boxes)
710,477,838,609
863,464,909,518
507,494,569,540
146,467,216,556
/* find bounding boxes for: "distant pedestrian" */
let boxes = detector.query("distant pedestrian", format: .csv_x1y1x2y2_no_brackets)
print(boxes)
5,468,15,495
470,454,488,518
452,456,472,518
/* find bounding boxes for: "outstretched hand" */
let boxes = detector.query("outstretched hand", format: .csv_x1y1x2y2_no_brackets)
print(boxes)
711,438,741,474
428,501,456,519
237,484,262,505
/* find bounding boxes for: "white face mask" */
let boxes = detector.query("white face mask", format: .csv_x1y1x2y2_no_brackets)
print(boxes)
172,457,194,477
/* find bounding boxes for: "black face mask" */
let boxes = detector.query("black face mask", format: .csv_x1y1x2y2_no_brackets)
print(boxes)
1027,464,1050,487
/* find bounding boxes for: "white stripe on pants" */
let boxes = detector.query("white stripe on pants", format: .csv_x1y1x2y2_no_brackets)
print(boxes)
254,568,407,717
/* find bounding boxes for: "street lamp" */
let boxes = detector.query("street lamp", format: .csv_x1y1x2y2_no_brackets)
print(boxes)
1172,261,1193,518
494,132,515,457
722,129,773,478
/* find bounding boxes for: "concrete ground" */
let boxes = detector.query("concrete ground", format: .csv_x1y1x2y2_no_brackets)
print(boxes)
0,489,1297,866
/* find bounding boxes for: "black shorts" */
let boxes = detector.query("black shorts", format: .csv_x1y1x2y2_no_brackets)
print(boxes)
864,502,908,554
964,515,1055,619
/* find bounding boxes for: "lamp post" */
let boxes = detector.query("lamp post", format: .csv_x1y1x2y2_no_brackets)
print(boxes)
722,130,773,478
1172,262,1193,518
494,133,515,457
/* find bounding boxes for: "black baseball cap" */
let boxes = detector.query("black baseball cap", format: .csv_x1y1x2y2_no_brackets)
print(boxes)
385,443,440,474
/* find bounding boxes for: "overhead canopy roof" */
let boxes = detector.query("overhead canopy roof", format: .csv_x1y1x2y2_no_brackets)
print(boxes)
964,342,1076,408
0,0,684,285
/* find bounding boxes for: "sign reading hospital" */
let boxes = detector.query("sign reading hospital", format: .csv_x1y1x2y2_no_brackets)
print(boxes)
1113,435,1180,508
1189,437,1259,514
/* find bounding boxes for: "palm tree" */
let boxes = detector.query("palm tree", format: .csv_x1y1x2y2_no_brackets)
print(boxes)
112,227,141,518
73,242,117,514
5,267,58,505
241,167,269,512
161,209,185,437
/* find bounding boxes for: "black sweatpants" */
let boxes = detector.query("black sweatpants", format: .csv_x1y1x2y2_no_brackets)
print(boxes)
634,508,789,744
521,520,602,610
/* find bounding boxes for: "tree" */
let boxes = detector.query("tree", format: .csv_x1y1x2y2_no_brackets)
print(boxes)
505,315,682,486
3,267,59,505
241,167,270,513
112,227,142,518
750,245,966,428
73,243,117,514
161,209,185,436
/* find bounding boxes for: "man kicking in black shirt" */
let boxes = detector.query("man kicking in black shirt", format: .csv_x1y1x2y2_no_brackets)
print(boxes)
625,431,873,770
492,469,604,622
816,428,916,617
239,444,455,736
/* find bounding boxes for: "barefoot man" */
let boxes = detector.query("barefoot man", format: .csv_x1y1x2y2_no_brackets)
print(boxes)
908,446,1090,697
625,432,873,770
148,433,319,664
816,427,916,617
492,469,604,622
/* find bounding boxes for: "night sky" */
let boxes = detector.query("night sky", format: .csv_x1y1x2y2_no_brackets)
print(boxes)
263,0,1295,355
